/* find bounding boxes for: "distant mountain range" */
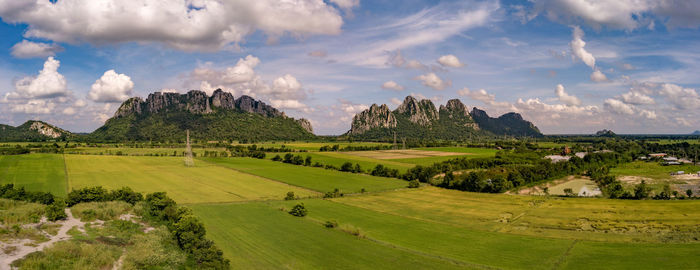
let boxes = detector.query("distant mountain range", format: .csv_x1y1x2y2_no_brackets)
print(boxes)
0,120,72,142
345,96,541,140
692,130,700,135
89,89,314,141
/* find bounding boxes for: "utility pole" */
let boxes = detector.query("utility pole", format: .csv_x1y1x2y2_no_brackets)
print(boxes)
184,129,195,167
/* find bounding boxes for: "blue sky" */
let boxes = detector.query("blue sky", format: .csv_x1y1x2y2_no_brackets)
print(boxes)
1,0,699,135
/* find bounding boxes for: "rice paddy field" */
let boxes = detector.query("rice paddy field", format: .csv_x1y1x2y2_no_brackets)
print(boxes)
235,141,392,151
611,161,700,181
2,152,699,269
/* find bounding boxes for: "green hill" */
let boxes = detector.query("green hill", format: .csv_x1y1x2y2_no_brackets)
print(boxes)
0,120,72,142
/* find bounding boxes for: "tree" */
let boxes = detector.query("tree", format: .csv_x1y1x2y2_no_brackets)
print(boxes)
408,180,420,188
272,155,282,161
304,156,312,166
284,191,296,201
289,203,307,217
634,180,651,199
46,199,67,221
340,162,353,172
687,189,694,197
563,188,575,197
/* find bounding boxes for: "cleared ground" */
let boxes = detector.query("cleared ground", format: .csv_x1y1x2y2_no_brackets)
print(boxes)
200,157,407,194
65,155,317,204
0,154,66,196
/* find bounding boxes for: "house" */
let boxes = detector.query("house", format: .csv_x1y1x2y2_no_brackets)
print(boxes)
649,153,667,157
663,157,679,161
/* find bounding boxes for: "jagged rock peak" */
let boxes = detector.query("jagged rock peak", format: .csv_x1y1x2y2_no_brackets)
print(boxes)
211,89,235,110
396,96,438,125
115,97,144,118
349,103,397,135
443,99,469,117
296,118,314,134
470,107,489,119
235,95,283,118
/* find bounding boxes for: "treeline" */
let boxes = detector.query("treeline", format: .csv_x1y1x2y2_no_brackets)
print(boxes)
65,186,230,269
589,167,696,200
319,144,392,152
270,153,401,179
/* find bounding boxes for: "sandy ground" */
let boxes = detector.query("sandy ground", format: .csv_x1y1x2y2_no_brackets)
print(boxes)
0,208,86,270
617,175,653,184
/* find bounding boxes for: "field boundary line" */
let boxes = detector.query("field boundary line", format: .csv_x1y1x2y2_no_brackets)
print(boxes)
551,240,578,270
196,158,322,195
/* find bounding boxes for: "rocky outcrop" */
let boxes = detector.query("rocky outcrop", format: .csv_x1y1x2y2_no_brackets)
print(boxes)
28,121,63,138
211,89,235,110
471,108,541,137
440,99,470,119
396,96,439,126
296,118,314,134
235,95,283,118
349,104,397,135
113,89,283,118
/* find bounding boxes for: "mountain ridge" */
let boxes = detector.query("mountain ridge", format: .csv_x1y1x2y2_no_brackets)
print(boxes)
0,120,72,141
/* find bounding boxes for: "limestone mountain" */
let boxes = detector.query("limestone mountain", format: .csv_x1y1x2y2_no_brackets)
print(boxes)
691,130,700,135
347,96,541,140
0,120,72,141
470,108,541,137
90,89,314,141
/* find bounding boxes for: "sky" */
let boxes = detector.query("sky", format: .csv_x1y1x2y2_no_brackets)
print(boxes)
1,0,699,135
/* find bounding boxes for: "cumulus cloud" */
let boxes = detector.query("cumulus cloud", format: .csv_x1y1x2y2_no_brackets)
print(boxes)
415,72,450,90
8,57,69,99
437,54,465,68
530,0,700,30
9,99,55,114
621,91,655,105
381,81,404,91
73,99,87,107
329,0,359,17
87,70,135,103
10,40,63,58
590,69,608,82
457,87,511,108
62,107,76,115
386,50,425,69
0,0,345,51
555,84,581,106
570,26,595,69
604,98,635,115
658,83,700,109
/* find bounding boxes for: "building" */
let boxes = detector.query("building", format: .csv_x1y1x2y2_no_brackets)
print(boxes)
649,153,667,157
545,155,570,163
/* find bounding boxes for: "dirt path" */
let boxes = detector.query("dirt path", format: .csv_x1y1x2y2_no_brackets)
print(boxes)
0,208,85,270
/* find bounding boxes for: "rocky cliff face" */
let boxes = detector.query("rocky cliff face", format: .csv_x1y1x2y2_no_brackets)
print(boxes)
471,108,541,137
296,118,314,134
396,96,438,125
349,104,397,135
114,89,283,119
28,121,63,138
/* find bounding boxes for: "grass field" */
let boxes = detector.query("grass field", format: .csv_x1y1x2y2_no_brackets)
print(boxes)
64,147,226,157
611,161,700,181
191,202,465,270
192,188,700,269
236,142,391,151
200,157,407,194
65,155,317,204
415,147,499,156
0,154,66,196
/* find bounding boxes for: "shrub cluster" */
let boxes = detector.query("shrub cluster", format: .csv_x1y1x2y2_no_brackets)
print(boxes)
0,184,55,205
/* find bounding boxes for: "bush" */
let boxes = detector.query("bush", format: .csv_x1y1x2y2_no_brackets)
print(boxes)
340,162,353,172
284,191,296,201
323,188,343,198
324,220,338,228
407,180,420,188
271,155,282,161
563,188,575,197
66,186,109,206
634,180,651,199
46,199,67,221
288,203,307,217
109,187,143,205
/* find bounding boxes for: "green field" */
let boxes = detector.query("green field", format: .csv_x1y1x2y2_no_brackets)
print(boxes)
236,141,391,151
415,147,499,156
64,146,226,157
611,161,700,180
191,202,465,269
0,154,66,196
65,155,317,204
192,187,700,269
200,157,407,193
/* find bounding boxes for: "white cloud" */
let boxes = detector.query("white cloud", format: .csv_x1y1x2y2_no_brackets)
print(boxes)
658,83,700,109
437,54,465,68
87,70,135,103
555,84,581,106
622,63,635,70
329,0,359,17
386,50,425,69
10,99,55,114
530,0,700,30
570,26,595,69
415,72,450,90
590,69,608,82
604,98,635,115
457,87,511,108
390,97,403,106
621,91,655,105
0,0,345,52
10,40,63,58
62,107,76,115
9,57,69,99
405,60,426,69
381,81,404,91
639,109,656,120
73,99,87,107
